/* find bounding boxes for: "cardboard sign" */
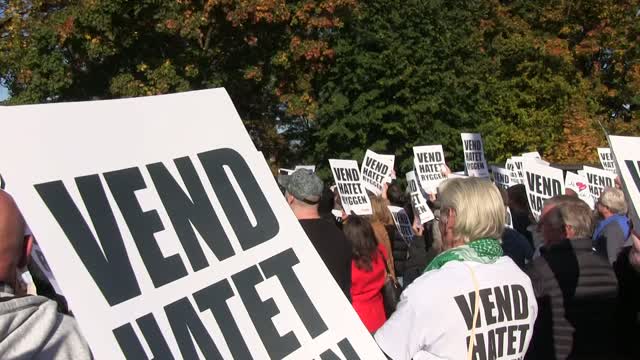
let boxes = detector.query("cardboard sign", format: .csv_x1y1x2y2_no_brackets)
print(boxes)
583,165,616,203
491,166,511,190
405,171,435,224
360,150,394,195
329,159,373,216
0,89,384,360
508,157,525,185
597,148,617,174
413,145,446,193
388,206,415,243
523,160,565,220
609,136,640,230
294,165,316,172
564,171,595,210
460,133,489,178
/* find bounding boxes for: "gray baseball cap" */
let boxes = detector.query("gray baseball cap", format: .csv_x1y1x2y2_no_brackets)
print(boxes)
278,169,323,204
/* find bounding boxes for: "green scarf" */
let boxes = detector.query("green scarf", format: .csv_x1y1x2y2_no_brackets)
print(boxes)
424,238,503,272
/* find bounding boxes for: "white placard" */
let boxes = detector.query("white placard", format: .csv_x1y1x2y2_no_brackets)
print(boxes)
413,145,446,193
491,166,511,190
360,150,394,195
610,136,640,230
597,148,617,174
521,151,542,159
564,171,595,210
329,159,373,216
0,89,384,360
460,133,489,178
294,165,316,172
509,156,525,185
278,168,295,175
523,160,565,220
388,206,415,243
583,165,616,203
405,171,435,224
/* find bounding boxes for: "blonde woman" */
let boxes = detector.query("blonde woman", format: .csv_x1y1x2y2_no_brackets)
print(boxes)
369,195,396,278
375,177,538,360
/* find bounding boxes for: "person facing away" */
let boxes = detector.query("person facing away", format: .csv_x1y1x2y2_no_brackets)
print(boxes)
594,187,630,265
0,190,92,359
369,195,396,279
375,177,538,360
279,169,352,300
525,196,619,360
498,186,533,269
343,215,387,333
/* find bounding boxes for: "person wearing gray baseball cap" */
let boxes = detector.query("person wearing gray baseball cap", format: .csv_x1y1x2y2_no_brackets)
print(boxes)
279,169,352,300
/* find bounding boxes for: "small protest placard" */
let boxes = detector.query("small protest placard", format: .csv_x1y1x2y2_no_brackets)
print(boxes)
491,166,511,190
521,151,542,159
565,171,595,210
460,133,489,178
406,171,435,224
388,206,415,243
329,159,373,215
609,136,640,230
509,157,525,185
360,150,394,195
413,145,446,193
0,89,384,360
523,160,565,220
583,165,616,203
278,168,295,175
294,165,316,172
597,148,617,174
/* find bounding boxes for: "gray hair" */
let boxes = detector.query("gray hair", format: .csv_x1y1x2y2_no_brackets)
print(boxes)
543,195,593,238
439,177,505,243
599,187,628,215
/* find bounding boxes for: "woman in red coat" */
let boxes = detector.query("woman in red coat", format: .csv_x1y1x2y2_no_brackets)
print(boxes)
343,215,387,333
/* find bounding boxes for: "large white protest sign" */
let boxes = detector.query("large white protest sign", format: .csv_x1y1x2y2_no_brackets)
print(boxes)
460,133,489,178
329,159,373,216
565,171,595,210
583,165,616,203
413,145,446,193
388,206,415,243
610,136,640,230
405,171,434,224
491,166,511,190
0,90,384,360
597,148,617,174
523,160,565,220
360,150,394,195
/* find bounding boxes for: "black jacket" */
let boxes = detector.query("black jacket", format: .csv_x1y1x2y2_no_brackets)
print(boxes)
525,237,619,360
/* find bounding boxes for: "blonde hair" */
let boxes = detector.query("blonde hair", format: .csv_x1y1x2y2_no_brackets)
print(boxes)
599,187,628,215
369,195,393,225
439,177,505,243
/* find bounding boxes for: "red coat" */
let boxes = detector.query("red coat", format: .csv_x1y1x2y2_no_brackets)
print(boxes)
351,244,387,332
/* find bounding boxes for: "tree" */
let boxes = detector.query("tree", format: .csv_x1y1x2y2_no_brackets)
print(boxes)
0,0,358,164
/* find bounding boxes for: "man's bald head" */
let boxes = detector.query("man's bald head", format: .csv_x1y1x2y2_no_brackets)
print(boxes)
0,191,29,283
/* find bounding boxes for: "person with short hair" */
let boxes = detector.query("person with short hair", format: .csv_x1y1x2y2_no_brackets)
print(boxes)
375,178,537,360
526,195,618,360
343,215,387,333
0,190,92,359
279,169,352,300
594,187,631,264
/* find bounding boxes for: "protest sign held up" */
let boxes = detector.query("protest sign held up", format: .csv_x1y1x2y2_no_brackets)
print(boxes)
597,148,617,174
388,206,415,243
413,145,446,193
583,165,616,203
491,166,511,190
329,159,373,216
564,171,595,210
360,150,394,196
609,136,640,230
460,133,489,178
405,171,434,224
523,160,565,220
0,89,385,360
508,157,525,185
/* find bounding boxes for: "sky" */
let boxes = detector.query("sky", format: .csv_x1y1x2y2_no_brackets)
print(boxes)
0,86,7,101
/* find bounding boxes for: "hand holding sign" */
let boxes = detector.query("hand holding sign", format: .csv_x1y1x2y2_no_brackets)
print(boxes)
413,145,447,194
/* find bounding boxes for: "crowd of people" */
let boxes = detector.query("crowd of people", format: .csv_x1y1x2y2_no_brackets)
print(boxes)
0,160,639,359
278,167,640,360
